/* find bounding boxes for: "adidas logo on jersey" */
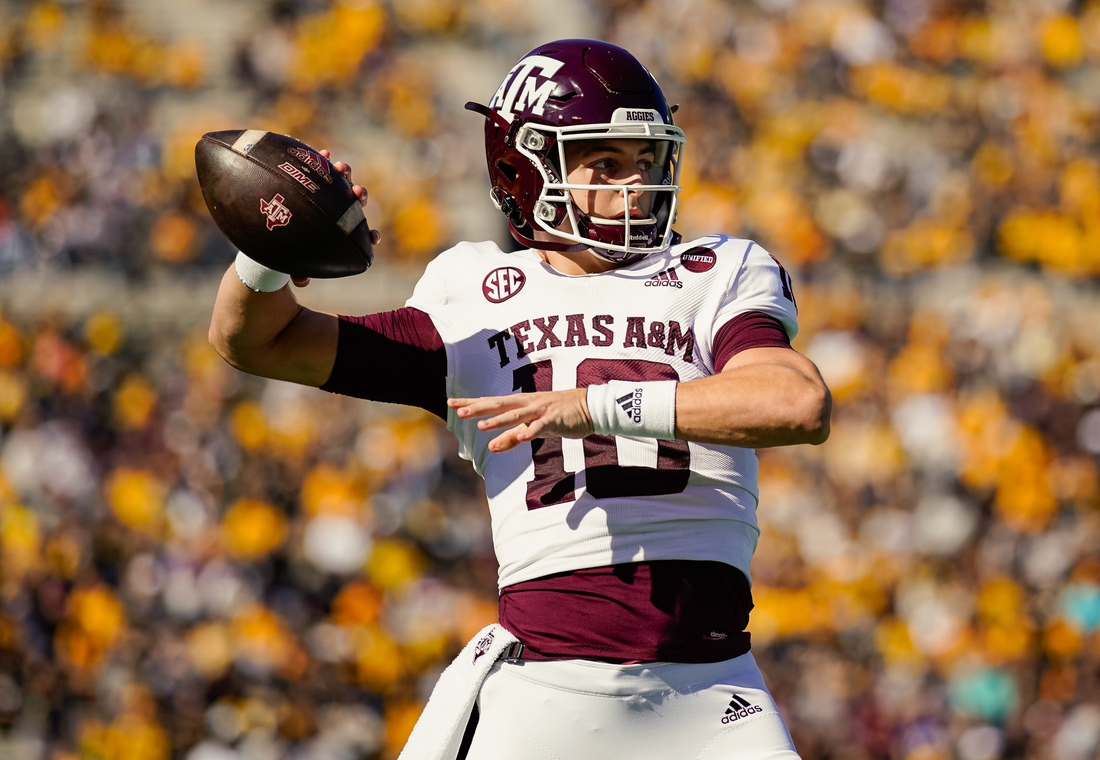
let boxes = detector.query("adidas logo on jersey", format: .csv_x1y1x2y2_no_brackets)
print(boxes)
615,389,643,425
644,268,682,288
721,694,763,724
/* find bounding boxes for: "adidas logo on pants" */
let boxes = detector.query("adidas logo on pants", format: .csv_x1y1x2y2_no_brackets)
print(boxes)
722,693,764,724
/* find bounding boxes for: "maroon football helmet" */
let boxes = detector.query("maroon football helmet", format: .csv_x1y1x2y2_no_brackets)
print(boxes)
466,39,686,264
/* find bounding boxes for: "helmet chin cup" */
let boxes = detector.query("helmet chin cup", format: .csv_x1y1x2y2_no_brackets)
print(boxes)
535,178,679,261
574,206,659,264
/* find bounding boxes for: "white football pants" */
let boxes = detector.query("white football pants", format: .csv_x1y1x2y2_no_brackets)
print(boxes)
463,651,801,760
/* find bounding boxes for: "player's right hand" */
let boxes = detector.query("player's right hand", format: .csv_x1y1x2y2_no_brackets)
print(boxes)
289,149,381,290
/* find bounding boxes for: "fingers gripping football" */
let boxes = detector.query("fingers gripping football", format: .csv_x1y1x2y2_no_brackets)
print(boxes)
282,150,380,289
319,150,382,247
448,388,594,453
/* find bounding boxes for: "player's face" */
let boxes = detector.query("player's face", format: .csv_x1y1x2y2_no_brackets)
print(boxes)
562,139,661,222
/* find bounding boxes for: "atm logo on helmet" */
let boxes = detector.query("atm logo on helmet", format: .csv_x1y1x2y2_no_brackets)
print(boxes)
488,55,565,121
483,267,527,303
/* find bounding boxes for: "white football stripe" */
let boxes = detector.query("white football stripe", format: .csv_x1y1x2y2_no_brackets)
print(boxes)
230,130,268,156
336,201,364,235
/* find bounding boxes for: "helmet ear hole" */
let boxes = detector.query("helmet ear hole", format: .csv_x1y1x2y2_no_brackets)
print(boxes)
496,161,519,183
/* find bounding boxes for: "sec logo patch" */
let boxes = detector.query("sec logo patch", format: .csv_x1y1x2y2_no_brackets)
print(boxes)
681,247,716,273
483,267,526,303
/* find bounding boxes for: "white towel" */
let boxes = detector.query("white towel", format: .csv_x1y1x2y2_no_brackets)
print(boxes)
398,624,520,760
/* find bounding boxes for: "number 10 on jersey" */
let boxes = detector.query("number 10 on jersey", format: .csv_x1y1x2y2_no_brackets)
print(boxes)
512,359,691,510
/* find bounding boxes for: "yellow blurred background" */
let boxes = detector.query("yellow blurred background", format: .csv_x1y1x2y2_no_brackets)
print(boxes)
0,1,1099,759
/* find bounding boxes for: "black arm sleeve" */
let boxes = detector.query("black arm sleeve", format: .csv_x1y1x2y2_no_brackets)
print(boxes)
319,307,448,420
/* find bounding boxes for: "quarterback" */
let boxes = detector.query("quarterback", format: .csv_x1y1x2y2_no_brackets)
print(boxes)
209,39,830,760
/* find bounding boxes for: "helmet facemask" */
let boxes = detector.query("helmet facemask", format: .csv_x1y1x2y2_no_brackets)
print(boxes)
515,114,685,264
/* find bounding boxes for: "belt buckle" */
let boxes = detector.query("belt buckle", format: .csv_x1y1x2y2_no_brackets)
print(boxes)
500,641,525,661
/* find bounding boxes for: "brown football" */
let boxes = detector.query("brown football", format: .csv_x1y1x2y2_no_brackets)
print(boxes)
195,129,373,277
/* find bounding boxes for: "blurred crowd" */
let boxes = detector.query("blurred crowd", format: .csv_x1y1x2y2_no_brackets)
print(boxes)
0,0,1099,760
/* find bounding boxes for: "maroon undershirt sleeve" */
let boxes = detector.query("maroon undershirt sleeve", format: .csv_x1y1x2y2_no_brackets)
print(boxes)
319,307,448,420
319,309,784,420
712,311,792,371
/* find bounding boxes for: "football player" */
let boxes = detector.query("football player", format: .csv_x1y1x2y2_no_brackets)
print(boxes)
209,39,830,760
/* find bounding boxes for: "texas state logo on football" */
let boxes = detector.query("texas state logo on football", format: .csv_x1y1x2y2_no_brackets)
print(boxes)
486,314,697,368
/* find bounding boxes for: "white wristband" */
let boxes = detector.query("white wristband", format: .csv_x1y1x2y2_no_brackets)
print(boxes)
234,251,290,292
586,380,677,440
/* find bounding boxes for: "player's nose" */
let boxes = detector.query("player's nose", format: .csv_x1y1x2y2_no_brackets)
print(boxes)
609,169,646,186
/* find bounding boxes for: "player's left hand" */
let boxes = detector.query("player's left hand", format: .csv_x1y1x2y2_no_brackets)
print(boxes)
448,389,594,453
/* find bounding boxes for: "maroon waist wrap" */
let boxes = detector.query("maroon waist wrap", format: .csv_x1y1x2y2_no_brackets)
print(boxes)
498,560,753,663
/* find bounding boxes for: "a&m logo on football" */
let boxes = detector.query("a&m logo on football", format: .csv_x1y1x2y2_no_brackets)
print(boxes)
259,193,292,231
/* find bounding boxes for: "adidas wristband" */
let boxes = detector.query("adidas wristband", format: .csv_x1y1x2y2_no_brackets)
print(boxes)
586,380,678,440
234,251,291,293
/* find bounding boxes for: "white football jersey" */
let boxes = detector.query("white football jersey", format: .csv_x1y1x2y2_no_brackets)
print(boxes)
405,235,799,589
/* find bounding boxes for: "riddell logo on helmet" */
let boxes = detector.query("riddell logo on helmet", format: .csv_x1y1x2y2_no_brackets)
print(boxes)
483,267,527,303
681,247,717,273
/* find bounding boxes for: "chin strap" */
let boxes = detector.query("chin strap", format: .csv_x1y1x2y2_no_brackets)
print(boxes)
508,220,589,253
